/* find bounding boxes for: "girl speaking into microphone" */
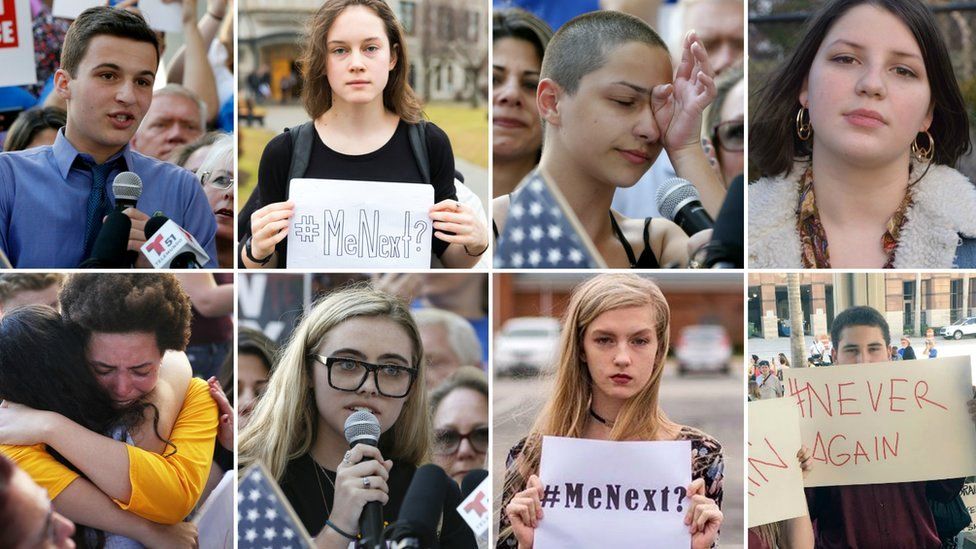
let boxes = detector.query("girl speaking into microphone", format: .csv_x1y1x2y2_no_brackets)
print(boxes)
239,284,430,547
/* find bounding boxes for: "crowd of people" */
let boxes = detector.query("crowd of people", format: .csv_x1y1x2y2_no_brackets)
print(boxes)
237,274,490,546
0,0,235,267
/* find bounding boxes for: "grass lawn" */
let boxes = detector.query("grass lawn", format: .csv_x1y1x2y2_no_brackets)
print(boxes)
424,102,488,168
237,126,276,210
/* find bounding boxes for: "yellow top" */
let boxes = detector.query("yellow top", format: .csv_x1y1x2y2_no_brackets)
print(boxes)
1,377,217,524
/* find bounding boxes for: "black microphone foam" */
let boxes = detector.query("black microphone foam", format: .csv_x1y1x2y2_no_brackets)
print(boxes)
389,463,450,548
656,177,715,236
440,476,477,549
112,171,142,211
79,211,131,268
345,410,384,549
705,174,744,268
460,470,488,499
144,215,169,239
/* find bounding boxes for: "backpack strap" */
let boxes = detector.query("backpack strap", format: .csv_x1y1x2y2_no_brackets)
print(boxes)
407,120,432,186
286,121,315,196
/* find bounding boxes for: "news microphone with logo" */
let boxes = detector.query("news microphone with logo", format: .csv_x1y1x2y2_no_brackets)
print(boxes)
656,177,714,236
388,464,451,549
140,216,210,269
112,172,142,211
79,211,132,268
344,409,385,549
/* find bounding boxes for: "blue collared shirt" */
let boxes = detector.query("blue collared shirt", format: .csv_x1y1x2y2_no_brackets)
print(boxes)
0,130,217,267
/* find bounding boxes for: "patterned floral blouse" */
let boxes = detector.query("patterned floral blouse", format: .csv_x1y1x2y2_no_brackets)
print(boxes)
797,166,913,268
496,426,725,548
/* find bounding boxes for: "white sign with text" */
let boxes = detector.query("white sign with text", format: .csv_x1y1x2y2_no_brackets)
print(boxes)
783,357,976,487
286,178,433,268
748,398,809,527
0,0,36,87
535,436,691,549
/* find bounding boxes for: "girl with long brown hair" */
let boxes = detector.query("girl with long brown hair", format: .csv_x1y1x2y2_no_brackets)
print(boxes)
498,274,724,548
241,0,488,269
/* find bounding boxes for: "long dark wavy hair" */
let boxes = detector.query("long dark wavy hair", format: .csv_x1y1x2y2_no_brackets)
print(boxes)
751,0,971,177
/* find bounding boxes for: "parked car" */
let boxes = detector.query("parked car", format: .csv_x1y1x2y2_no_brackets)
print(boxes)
675,324,732,375
494,317,561,376
941,317,976,340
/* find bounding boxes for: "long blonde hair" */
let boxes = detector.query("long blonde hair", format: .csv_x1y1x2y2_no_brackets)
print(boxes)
239,283,430,481
500,274,677,538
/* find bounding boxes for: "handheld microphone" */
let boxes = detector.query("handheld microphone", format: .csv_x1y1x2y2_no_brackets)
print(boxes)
112,172,142,211
656,178,714,236
705,174,744,268
460,470,488,499
388,464,450,549
140,216,210,269
344,410,384,549
79,211,131,268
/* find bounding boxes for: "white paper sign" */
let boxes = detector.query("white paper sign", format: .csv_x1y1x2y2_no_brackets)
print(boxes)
783,357,976,487
0,0,36,87
748,398,809,527
52,0,182,32
193,470,233,549
457,476,489,549
286,178,434,268
534,436,691,549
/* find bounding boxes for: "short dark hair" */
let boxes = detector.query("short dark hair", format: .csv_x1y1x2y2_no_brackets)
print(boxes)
751,0,970,177
60,274,191,352
540,10,667,95
830,305,891,349
60,6,160,78
2,107,66,152
493,8,554,63
758,360,770,367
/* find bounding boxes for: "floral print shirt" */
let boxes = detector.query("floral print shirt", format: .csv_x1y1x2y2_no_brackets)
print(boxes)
797,166,912,268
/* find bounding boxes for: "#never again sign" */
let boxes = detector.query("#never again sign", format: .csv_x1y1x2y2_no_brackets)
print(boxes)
286,179,433,268
534,436,691,549
782,356,976,487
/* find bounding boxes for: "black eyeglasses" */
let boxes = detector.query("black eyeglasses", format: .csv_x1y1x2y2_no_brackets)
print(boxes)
713,119,744,152
433,426,489,455
309,355,417,398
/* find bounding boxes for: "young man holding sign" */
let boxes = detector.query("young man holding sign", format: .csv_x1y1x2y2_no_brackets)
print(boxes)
0,7,217,268
803,306,976,548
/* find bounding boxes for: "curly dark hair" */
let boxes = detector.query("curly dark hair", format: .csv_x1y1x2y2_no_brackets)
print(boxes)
60,274,192,352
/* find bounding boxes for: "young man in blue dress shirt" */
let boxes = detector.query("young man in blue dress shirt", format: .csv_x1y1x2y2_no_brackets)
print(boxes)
0,7,217,268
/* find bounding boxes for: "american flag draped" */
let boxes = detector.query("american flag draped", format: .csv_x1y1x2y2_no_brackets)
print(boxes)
494,170,602,268
238,463,315,549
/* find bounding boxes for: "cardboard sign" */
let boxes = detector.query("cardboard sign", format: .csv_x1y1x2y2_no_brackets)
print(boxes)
52,0,182,32
783,357,976,487
0,0,35,87
534,436,691,549
962,477,976,534
747,398,809,528
286,178,433,268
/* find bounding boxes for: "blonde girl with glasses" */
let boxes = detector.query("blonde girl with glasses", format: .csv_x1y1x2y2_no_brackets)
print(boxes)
239,284,430,548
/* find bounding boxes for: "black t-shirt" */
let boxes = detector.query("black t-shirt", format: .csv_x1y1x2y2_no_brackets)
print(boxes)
247,119,458,266
279,453,416,538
